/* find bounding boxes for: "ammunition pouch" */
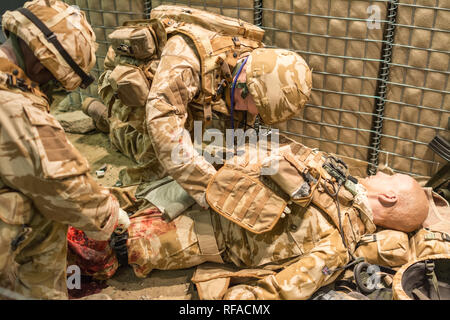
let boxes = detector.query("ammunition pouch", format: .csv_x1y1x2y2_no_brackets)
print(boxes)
108,20,165,60
109,64,151,108
355,230,411,268
206,165,287,234
410,228,450,260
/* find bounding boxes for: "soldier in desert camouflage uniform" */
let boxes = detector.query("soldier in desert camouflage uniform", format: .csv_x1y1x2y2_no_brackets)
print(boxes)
0,0,130,300
122,134,450,300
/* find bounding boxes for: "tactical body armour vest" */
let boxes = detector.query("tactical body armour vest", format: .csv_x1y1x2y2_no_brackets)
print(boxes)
206,134,376,255
150,5,264,126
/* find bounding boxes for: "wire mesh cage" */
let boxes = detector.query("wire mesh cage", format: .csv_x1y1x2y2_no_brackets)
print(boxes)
57,0,450,178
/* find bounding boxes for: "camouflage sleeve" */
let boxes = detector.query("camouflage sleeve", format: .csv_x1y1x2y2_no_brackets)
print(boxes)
0,91,118,241
146,35,216,208
224,227,349,300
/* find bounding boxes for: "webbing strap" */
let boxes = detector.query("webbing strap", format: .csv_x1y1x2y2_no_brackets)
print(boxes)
424,232,450,242
412,288,431,300
193,208,224,264
425,261,441,300
216,172,240,210
236,185,262,221
17,8,94,89
225,179,253,215
248,189,270,227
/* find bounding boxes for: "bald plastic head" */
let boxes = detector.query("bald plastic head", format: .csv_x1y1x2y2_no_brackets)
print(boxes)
360,172,429,232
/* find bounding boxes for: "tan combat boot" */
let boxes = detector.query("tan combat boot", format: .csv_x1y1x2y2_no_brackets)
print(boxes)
82,98,110,133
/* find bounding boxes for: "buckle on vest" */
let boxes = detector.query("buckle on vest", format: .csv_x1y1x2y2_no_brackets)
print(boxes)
16,78,29,92
323,156,348,184
117,43,133,55
213,79,227,101
232,36,241,48
46,32,57,42
363,234,378,243
6,74,29,92
5,73,14,87
443,233,450,241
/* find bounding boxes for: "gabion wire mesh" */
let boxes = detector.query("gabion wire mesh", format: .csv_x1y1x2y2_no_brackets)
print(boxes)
378,1,450,177
260,0,389,175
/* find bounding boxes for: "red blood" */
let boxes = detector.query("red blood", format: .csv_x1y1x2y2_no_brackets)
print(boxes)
67,227,118,279
129,213,176,239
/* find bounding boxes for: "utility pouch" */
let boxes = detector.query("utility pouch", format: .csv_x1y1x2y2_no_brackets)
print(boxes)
277,151,321,207
411,228,450,260
142,178,196,222
109,25,158,60
206,166,287,234
354,230,410,268
109,64,150,107
0,189,33,274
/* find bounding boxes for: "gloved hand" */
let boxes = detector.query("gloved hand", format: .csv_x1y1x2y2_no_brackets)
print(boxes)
114,208,130,234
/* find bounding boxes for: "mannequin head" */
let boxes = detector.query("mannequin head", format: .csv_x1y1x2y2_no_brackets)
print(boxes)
360,172,429,232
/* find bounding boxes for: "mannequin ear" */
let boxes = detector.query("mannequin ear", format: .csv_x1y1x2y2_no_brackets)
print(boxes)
378,191,398,207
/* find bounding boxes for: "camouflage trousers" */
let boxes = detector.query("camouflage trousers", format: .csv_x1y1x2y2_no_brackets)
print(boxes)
126,201,349,300
0,209,68,300
127,204,227,278
109,118,165,186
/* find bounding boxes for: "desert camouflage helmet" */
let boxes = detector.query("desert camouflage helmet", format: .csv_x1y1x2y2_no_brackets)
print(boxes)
392,253,450,300
246,48,312,125
1,0,97,91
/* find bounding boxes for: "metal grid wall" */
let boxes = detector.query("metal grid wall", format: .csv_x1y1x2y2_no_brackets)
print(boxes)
379,0,450,177
61,0,448,178
151,0,255,21
261,0,389,174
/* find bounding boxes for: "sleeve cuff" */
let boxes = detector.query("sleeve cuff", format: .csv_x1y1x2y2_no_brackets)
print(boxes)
84,194,120,241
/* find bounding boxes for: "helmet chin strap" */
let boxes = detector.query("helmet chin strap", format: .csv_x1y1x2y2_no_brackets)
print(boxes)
230,56,249,130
